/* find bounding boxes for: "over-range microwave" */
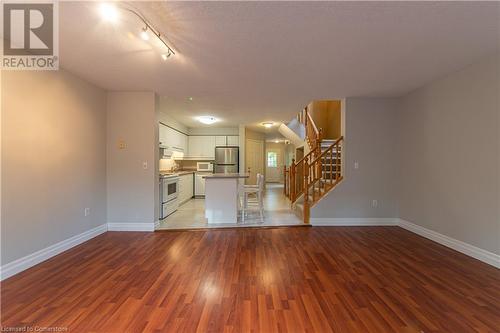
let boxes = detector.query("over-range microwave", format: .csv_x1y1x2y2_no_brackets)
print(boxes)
197,162,213,172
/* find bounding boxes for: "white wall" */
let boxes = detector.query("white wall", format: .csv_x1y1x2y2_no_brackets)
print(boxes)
106,92,158,229
1,69,107,264
398,54,499,254
311,98,400,219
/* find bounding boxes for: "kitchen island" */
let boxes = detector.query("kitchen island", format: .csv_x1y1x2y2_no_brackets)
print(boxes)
203,173,249,224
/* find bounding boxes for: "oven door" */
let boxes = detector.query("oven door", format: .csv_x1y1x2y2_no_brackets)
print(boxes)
162,178,179,203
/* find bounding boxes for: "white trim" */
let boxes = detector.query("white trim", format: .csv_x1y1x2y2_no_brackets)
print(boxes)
154,220,161,229
398,219,500,268
311,218,398,226
107,223,155,232
0,224,107,281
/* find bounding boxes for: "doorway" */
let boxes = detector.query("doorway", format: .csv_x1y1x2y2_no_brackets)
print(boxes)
266,148,284,183
245,139,264,184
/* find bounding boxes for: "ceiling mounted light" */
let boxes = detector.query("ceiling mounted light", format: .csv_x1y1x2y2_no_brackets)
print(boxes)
98,3,175,59
99,3,118,22
198,116,218,125
275,140,279,143
140,27,149,41
161,50,172,61
262,122,274,128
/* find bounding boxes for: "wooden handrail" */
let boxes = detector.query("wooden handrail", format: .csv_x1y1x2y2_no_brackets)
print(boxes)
309,136,343,166
287,105,344,224
306,108,319,137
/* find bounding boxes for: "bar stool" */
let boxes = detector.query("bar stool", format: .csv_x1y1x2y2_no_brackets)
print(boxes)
239,174,264,223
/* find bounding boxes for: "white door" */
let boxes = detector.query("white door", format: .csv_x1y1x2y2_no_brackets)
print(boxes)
246,139,264,184
266,148,283,183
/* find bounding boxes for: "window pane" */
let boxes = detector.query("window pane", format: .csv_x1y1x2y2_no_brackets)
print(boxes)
267,152,277,167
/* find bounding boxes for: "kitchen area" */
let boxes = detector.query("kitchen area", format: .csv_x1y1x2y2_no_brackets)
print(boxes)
157,120,243,229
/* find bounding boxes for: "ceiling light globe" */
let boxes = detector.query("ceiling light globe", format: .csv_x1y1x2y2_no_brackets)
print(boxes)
99,3,118,22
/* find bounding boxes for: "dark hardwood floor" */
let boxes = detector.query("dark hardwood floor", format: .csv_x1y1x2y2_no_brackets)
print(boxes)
1,227,499,332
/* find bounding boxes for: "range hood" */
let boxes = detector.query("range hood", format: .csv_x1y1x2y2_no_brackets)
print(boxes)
159,144,184,159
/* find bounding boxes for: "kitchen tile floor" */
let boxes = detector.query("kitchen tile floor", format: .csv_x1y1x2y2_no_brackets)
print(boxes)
156,183,303,230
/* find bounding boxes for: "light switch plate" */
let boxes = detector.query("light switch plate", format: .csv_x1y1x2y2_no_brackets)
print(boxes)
354,162,359,169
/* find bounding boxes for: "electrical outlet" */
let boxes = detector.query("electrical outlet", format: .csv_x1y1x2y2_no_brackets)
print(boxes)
84,208,90,216
354,162,359,169
371,200,378,208
143,161,148,169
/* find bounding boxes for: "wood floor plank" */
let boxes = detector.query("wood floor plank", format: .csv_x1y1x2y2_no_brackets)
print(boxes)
1,227,499,332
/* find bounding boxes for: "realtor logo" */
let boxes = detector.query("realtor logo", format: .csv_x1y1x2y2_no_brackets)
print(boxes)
1,1,58,70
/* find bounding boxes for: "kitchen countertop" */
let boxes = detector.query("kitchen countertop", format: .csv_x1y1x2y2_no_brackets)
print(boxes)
159,170,195,178
202,173,249,179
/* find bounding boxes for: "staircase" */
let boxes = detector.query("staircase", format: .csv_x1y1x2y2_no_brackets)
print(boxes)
284,107,344,223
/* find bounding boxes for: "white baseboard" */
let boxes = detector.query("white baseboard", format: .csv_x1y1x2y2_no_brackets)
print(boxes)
107,223,155,232
0,224,107,281
311,218,399,226
398,219,500,268
154,220,161,229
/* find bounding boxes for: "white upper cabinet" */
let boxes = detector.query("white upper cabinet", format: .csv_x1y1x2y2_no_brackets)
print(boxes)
227,136,239,146
161,125,239,159
188,136,216,159
159,124,188,152
215,136,227,146
215,135,239,147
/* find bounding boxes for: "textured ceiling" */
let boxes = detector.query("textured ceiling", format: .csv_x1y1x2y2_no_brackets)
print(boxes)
59,1,499,128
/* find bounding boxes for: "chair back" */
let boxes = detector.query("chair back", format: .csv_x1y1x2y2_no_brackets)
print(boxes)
256,173,264,192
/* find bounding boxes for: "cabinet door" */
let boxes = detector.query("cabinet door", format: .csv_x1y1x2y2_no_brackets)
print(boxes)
188,136,215,158
195,174,205,196
186,174,194,198
188,136,203,156
227,136,239,146
203,136,216,158
181,134,188,154
159,124,168,145
215,136,227,146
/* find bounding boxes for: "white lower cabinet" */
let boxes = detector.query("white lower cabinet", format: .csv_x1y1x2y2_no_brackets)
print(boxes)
178,173,194,204
195,173,206,196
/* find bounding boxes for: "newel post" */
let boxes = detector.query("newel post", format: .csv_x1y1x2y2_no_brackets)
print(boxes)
303,161,310,224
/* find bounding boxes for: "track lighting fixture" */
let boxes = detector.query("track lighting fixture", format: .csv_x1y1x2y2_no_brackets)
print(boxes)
140,27,149,41
99,3,175,59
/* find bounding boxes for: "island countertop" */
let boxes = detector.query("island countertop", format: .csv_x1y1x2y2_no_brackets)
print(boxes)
203,173,249,179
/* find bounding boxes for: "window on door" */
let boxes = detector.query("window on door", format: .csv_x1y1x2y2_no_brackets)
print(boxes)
267,151,278,167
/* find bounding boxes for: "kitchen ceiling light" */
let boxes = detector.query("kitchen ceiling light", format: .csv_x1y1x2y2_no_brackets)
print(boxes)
198,116,218,125
275,140,279,143
99,3,118,22
140,27,149,41
262,122,274,128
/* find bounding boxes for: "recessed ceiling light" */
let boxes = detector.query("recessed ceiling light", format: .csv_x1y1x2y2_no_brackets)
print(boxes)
99,3,118,22
262,122,274,128
275,140,279,143
188,97,193,101
198,116,218,125
140,27,149,41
